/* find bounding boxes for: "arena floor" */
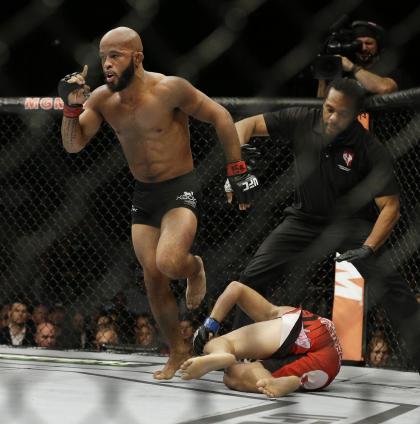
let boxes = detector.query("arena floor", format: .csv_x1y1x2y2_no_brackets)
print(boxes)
0,347,419,424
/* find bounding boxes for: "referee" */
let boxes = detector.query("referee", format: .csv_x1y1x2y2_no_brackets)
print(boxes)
233,78,420,373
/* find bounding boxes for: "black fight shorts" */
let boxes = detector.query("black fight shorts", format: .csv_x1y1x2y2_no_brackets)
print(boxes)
131,171,201,228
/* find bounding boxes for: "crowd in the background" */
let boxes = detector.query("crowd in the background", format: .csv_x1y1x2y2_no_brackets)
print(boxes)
0,292,200,355
2,291,419,369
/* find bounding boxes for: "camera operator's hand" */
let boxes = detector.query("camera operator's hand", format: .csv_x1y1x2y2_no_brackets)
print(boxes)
336,55,356,73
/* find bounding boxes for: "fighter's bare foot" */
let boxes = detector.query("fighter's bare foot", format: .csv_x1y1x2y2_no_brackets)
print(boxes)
180,353,235,380
186,256,206,310
256,377,283,397
153,349,191,380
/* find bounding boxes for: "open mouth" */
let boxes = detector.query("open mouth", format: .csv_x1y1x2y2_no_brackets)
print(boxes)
105,72,116,83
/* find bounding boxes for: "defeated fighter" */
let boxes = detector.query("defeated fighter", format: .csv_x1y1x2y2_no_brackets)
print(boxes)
181,281,342,397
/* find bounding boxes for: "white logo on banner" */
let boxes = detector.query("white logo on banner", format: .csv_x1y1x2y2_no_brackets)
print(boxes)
334,256,363,304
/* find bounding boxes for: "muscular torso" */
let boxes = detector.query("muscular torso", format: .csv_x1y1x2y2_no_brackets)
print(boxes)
92,73,194,182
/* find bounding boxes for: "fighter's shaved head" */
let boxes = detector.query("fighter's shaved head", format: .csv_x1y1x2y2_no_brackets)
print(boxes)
100,27,143,52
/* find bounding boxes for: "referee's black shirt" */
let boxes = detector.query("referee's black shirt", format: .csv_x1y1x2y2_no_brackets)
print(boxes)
263,107,399,222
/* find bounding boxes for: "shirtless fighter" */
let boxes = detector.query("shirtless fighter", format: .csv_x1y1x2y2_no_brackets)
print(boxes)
181,282,342,397
58,27,258,379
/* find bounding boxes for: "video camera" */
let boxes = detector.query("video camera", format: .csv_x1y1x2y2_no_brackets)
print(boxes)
312,15,362,80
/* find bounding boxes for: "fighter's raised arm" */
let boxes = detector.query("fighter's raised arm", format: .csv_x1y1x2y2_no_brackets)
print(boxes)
58,65,103,153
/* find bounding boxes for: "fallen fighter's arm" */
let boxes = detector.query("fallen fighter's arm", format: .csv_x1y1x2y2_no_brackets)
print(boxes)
210,281,293,324
193,282,292,354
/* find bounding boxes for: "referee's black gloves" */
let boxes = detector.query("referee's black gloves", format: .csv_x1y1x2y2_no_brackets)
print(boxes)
335,245,374,263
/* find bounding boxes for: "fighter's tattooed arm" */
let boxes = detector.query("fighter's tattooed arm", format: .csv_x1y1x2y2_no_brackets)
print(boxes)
61,118,81,151
60,105,103,153
61,116,92,153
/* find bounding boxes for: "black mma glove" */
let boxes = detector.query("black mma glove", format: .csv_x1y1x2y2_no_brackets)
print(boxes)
226,160,259,204
58,67,89,118
58,72,85,107
335,245,374,263
192,317,220,355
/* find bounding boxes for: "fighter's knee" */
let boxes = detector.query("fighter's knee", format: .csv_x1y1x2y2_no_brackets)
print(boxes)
227,281,244,292
203,337,235,355
223,373,237,390
156,252,186,278
203,338,219,354
223,369,243,391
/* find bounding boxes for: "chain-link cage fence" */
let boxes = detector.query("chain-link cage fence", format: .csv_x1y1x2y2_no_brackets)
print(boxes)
0,92,419,370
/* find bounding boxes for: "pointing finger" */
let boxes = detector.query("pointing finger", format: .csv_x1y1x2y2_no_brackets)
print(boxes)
81,64,88,78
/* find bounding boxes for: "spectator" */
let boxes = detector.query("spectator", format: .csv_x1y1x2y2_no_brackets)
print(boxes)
35,322,57,349
49,304,78,349
57,310,93,350
31,304,49,326
368,332,390,367
96,311,116,332
48,304,67,328
135,312,154,331
70,311,93,349
179,314,196,345
0,302,35,346
135,323,163,351
0,304,11,329
95,326,119,350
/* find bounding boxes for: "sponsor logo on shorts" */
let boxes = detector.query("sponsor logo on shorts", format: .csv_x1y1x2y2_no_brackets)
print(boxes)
176,191,197,208
320,317,343,360
131,205,147,215
295,327,311,349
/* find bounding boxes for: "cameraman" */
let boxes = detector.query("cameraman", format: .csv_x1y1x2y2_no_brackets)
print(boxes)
318,21,398,97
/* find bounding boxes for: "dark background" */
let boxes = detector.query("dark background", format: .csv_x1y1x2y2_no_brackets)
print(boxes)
1,0,420,98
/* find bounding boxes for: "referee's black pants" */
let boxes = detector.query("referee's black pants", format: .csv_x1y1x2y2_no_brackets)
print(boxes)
239,207,420,369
